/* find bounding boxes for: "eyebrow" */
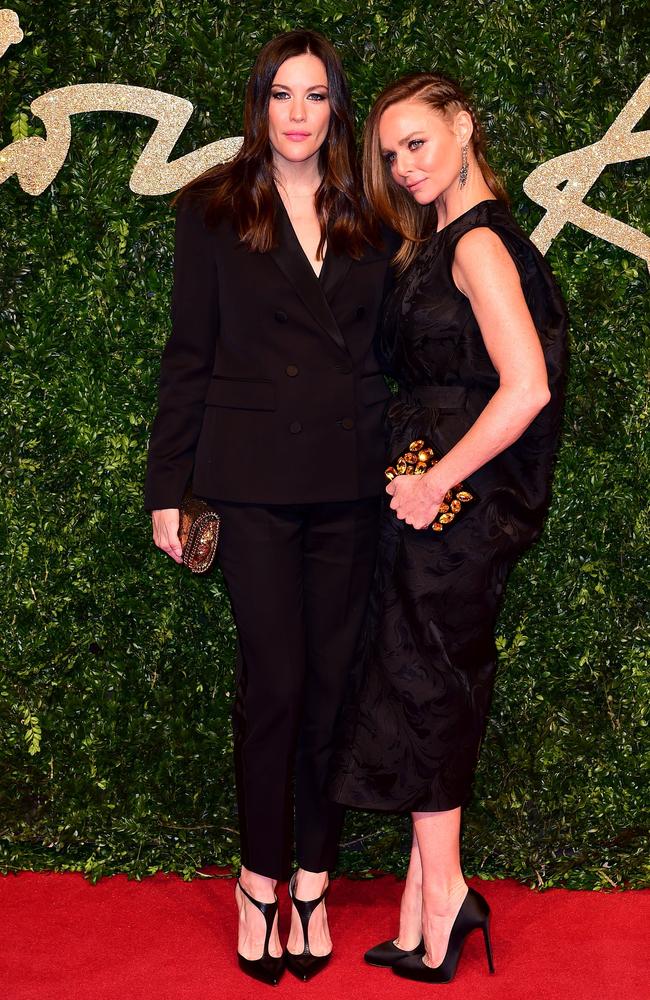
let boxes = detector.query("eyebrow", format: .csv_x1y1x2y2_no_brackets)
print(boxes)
271,83,329,90
380,130,426,154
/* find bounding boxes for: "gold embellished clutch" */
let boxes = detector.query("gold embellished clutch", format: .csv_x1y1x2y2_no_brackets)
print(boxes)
178,490,221,574
385,438,478,532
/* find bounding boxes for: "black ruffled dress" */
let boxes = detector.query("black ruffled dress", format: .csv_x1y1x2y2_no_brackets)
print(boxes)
328,199,568,813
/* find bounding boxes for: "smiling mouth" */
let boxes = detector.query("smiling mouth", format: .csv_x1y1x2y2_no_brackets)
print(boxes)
407,179,425,191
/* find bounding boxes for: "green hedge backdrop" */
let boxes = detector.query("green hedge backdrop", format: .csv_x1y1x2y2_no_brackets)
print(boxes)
1,1,648,888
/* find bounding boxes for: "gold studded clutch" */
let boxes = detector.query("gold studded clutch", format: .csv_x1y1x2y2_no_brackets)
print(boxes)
178,490,221,574
385,438,478,533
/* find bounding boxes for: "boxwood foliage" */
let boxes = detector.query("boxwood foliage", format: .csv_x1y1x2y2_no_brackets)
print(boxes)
1,1,648,887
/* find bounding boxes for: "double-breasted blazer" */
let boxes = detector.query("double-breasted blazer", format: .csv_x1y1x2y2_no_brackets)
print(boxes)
144,190,395,509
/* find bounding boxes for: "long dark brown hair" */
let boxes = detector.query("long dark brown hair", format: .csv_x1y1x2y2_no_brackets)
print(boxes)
363,72,509,271
173,30,378,258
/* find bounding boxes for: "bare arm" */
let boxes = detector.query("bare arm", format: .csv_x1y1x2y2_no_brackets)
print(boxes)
388,226,551,529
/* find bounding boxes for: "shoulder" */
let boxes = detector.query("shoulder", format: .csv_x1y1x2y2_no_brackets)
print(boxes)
451,205,524,294
451,230,523,300
453,226,515,270
174,189,209,230
454,223,505,262
174,189,234,249
451,200,510,250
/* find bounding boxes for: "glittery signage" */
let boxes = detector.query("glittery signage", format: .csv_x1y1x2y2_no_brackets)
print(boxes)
0,8,648,268
0,9,243,196
525,73,650,269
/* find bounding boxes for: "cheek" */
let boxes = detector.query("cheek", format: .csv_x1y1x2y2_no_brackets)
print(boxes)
423,137,455,176
267,106,277,137
420,145,440,175
314,103,331,133
267,101,286,135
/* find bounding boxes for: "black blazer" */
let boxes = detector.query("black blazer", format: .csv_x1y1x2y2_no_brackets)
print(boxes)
144,191,395,509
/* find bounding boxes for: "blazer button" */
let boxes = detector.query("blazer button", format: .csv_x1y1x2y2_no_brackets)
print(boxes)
285,364,299,377
342,417,355,430
289,420,302,434
356,306,366,320
274,310,288,323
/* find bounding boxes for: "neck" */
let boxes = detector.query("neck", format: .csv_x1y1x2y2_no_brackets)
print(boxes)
433,163,495,230
273,150,322,196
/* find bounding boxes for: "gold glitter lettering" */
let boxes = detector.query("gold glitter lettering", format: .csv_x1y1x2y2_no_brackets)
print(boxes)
524,74,650,271
1,8,648,272
0,8,21,57
0,10,242,196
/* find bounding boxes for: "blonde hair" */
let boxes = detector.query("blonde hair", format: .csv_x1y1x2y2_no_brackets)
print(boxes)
363,72,509,272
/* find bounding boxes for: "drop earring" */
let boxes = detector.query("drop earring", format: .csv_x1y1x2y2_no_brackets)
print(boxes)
459,144,469,188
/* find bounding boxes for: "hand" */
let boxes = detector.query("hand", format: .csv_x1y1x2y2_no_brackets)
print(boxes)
386,472,447,530
152,508,183,563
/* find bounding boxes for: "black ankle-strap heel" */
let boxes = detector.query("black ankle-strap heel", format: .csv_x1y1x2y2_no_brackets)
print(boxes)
286,871,333,981
392,886,495,983
236,879,285,986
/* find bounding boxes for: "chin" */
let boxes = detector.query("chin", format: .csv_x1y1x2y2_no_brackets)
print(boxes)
402,180,434,205
278,143,319,162
409,188,433,206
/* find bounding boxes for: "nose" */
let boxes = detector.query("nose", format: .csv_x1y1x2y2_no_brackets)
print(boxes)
290,99,306,122
393,150,411,181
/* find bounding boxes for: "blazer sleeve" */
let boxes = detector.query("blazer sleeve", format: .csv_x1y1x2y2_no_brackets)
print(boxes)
143,195,219,511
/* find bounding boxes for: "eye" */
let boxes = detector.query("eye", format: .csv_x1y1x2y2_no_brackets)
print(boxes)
408,139,425,151
271,90,290,100
307,92,328,101
383,152,396,165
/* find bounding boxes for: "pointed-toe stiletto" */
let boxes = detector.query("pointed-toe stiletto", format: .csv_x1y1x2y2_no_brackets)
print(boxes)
392,886,495,984
236,879,285,986
364,937,425,967
285,871,333,981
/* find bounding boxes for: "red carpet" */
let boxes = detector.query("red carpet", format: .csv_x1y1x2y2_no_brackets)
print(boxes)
1,869,648,999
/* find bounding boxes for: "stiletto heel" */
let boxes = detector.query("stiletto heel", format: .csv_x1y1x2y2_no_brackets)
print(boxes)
392,886,495,983
483,918,495,973
286,871,332,981
236,879,285,986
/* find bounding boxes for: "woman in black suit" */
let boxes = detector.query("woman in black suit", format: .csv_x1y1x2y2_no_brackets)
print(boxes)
144,30,393,986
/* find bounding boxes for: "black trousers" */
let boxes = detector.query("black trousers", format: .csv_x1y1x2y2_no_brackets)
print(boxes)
211,496,381,880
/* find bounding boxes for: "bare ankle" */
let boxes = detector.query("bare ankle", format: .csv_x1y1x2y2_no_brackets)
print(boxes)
422,876,467,903
238,868,277,902
293,868,329,897
401,886,422,917
404,871,422,894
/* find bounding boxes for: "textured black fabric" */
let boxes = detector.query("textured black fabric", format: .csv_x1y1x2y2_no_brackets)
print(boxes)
329,199,568,813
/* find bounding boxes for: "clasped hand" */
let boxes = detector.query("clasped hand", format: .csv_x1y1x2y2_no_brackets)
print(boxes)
386,471,447,530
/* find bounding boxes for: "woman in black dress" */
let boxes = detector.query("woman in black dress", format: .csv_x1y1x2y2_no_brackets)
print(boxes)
329,73,568,983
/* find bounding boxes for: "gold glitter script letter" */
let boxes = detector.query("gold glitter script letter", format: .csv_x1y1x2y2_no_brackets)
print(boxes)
0,11,242,196
525,75,650,270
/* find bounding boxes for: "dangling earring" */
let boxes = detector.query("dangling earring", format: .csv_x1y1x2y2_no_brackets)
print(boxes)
459,144,469,188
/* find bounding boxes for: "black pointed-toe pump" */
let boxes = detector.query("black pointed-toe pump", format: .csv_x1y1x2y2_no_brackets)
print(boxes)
392,886,495,984
285,872,333,981
236,879,285,986
364,937,426,967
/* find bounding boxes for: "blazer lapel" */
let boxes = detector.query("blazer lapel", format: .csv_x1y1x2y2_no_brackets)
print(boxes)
269,193,349,355
319,244,352,305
